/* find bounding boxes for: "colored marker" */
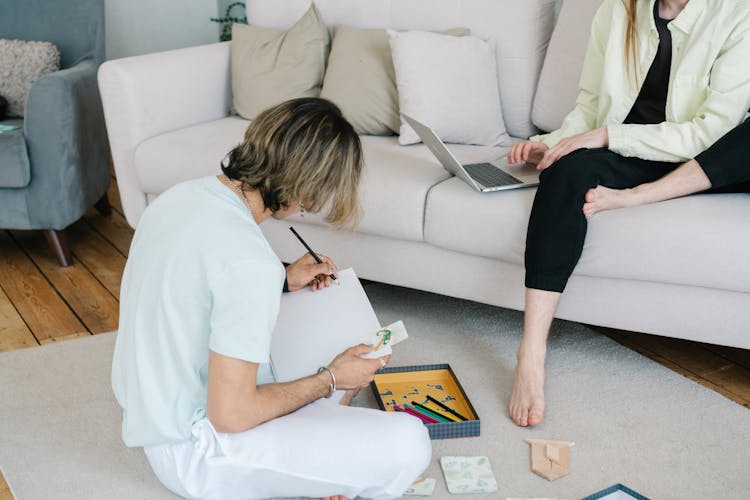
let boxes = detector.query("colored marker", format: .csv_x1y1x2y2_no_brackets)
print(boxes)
411,401,458,423
426,395,469,421
394,404,438,424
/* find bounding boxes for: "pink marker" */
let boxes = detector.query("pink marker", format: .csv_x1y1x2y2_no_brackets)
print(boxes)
394,404,438,424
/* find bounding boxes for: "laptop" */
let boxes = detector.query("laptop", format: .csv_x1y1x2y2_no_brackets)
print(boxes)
402,114,540,192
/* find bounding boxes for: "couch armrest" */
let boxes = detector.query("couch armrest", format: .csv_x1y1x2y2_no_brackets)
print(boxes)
98,42,232,227
24,60,111,229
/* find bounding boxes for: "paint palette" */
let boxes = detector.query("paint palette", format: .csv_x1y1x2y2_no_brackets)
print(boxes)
370,364,480,439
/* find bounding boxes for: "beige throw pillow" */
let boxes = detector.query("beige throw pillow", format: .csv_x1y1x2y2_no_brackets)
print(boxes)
320,27,469,136
231,5,329,120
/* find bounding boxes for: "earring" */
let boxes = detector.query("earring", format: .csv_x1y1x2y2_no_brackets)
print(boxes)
299,201,305,217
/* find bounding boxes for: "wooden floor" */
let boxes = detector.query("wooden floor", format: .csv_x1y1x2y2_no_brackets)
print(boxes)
1,174,749,498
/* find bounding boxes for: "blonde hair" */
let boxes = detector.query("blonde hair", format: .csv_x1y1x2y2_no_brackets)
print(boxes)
221,98,362,228
623,0,640,85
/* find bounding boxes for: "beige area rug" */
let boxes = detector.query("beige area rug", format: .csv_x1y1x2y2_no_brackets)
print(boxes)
2,281,750,500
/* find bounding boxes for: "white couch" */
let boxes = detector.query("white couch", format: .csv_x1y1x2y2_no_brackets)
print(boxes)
99,0,750,350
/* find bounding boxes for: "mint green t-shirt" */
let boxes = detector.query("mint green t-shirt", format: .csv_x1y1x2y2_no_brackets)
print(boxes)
112,176,285,447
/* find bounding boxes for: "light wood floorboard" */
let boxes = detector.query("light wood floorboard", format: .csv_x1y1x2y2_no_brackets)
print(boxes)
0,286,38,352
0,231,86,342
0,473,13,500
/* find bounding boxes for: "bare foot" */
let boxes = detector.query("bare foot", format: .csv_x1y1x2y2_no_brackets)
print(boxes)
321,496,348,500
509,355,546,427
582,185,638,217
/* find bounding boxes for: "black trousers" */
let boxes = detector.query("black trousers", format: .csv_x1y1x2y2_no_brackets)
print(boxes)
525,119,750,293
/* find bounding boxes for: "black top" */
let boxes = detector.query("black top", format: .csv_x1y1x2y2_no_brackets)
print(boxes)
624,1,673,125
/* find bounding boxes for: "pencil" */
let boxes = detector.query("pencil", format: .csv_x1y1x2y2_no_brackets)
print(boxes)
394,404,438,424
425,395,469,421
289,226,338,283
409,401,454,423
411,401,459,422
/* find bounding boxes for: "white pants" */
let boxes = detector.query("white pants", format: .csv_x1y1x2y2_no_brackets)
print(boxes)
144,398,431,499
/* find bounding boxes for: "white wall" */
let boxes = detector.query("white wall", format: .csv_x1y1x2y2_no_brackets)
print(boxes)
105,0,222,60
104,0,560,60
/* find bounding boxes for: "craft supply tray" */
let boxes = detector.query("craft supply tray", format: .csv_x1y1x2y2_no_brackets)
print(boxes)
370,363,480,439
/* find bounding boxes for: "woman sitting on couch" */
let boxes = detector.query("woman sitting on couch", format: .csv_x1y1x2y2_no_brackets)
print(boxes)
506,0,750,427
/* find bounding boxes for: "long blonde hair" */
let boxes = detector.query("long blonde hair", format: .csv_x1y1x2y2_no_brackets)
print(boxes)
222,98,362,228
624,0,640,84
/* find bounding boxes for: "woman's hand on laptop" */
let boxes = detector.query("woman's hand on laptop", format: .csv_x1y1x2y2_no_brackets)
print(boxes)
535,127,609,171
508,141,548,167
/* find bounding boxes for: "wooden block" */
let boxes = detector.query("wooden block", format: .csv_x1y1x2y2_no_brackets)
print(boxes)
525,439,574,481
545,443,560,464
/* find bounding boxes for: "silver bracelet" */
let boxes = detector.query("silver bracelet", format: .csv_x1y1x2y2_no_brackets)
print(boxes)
317,366,336,398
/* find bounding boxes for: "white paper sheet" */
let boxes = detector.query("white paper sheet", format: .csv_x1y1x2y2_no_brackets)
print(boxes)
270,268,383,382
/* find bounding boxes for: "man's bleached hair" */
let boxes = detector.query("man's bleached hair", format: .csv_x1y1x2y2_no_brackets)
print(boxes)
221,97,363,228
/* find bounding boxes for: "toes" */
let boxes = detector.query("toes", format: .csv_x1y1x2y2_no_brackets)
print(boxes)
510,404,529,426
528,405,545,426
584,187,597,203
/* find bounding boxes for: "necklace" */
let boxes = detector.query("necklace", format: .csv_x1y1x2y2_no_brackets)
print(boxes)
222,174,254,216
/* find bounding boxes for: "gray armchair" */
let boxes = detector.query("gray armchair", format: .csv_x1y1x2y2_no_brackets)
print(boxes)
0,0,111,266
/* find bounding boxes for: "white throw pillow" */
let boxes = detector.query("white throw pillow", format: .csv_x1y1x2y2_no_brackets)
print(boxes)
387,30,510,147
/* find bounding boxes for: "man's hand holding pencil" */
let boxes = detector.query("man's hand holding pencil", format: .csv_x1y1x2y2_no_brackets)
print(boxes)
285,252,339,291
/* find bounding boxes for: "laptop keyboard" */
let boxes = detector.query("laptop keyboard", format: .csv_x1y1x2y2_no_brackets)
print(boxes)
463,163,522,188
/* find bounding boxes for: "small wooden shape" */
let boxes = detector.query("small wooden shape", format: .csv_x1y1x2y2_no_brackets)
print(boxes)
524,439,575,481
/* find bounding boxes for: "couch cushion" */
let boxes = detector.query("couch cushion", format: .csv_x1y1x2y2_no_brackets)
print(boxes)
231,5,329,120
319,26,469,136
135,119,453,242
388,29,510,147
425,181,750,293
284,136,454,242
425,177,534,264
532,0,604,132
0,119,30,188
134,116,249,195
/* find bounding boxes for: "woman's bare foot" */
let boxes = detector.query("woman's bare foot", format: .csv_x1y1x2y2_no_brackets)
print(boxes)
509,355,546,427
583,185,639,217
322,496,348,500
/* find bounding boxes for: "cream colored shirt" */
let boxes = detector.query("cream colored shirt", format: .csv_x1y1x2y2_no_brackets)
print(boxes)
533,0,750,162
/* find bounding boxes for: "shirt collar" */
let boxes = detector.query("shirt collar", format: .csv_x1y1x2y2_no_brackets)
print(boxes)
663,0,705,34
